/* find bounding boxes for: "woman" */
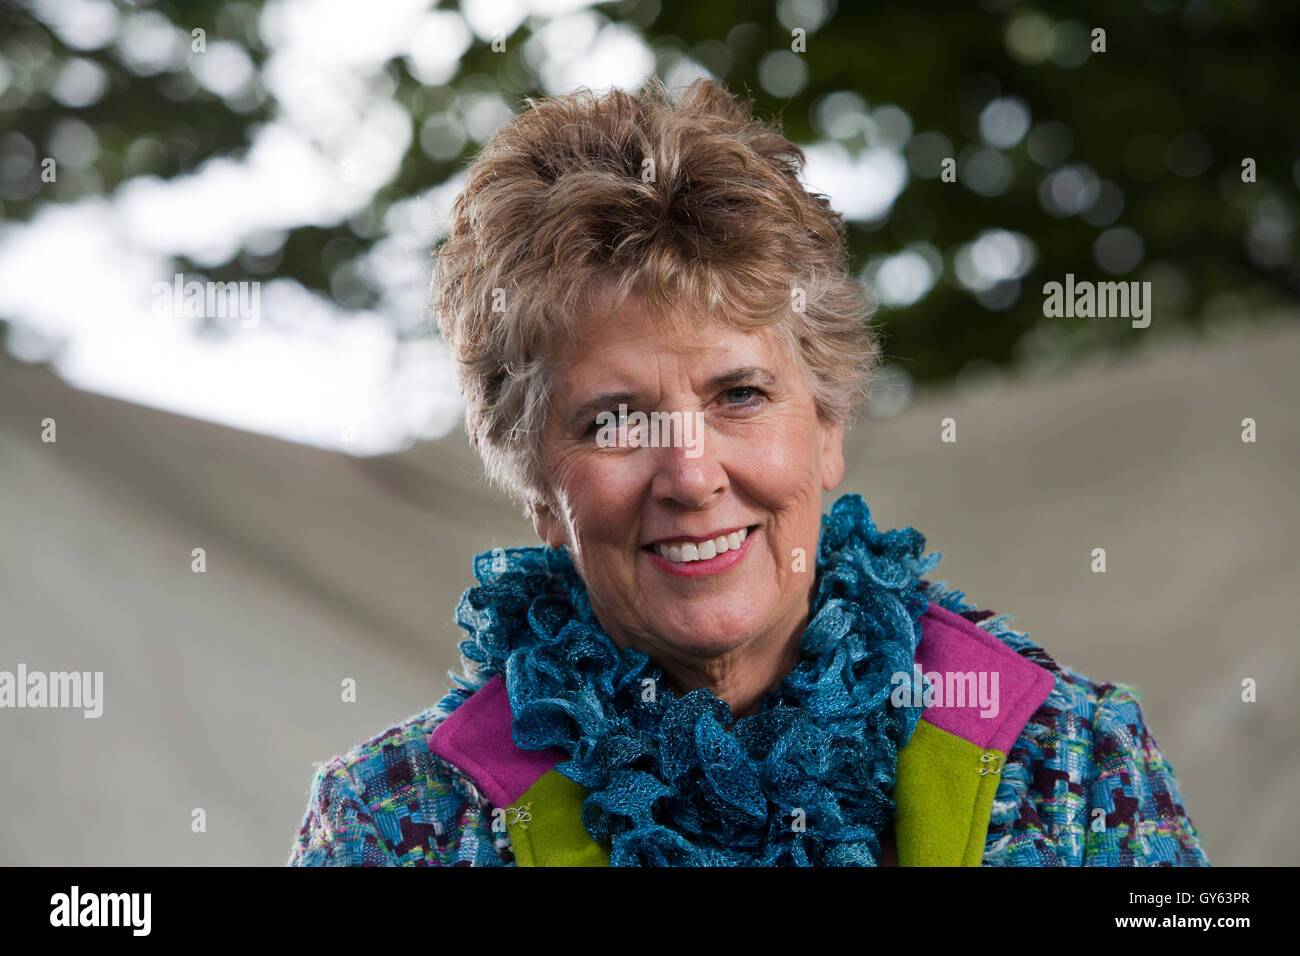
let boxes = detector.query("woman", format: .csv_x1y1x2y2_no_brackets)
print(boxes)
288,78,1208,866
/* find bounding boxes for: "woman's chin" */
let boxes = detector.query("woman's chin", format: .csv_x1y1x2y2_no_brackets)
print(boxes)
645,605,769,660
631,565,782,657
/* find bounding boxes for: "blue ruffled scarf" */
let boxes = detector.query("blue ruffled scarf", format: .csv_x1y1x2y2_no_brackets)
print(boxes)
439,494,941,866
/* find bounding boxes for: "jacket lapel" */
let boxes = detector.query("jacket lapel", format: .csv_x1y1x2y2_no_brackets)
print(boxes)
893,605,1055,865
428,674,610,865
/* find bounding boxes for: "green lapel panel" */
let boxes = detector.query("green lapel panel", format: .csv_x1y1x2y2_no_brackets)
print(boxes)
892,719,1004,866
507,769,610,867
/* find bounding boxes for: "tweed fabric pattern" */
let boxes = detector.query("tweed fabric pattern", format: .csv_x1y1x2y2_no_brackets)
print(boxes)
919,579,1209,866
289,705,508,866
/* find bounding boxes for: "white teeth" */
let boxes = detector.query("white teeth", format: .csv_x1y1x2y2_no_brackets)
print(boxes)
654,527,749,563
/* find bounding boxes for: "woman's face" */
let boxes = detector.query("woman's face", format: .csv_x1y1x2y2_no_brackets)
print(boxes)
532,295,845,677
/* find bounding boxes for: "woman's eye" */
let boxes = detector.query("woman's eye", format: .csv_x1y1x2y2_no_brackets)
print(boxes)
723,386,763,405
585,411,626,436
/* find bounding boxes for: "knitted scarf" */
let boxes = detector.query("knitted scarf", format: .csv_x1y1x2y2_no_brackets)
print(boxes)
439,493,941,866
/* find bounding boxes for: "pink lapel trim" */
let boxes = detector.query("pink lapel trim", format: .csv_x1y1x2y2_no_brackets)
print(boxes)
913,604,1054,753
428,674,563,808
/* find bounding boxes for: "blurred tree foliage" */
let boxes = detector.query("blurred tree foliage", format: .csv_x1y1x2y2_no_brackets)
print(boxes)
2,0,1297,385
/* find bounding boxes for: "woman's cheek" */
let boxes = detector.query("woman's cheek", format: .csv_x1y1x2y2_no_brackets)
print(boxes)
559,450,646,518
592,451,653,498
732,419,816,497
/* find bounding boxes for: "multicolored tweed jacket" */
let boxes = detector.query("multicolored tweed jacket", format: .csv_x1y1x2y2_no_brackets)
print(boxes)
287,580,1210,867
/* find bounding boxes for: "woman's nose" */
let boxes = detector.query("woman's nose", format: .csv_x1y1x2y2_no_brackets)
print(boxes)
648,421,727,509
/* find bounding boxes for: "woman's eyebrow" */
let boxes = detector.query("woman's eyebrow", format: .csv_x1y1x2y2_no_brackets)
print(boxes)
567,391,638,428
705,366,778,391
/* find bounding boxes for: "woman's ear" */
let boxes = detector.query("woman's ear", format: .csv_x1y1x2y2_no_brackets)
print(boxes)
530,499,568,550
820,419,846,492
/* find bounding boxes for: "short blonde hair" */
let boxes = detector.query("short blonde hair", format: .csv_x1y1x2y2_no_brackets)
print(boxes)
430,77,879,509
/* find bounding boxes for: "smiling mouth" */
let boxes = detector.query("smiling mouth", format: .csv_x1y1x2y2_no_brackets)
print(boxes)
643,525,757,564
